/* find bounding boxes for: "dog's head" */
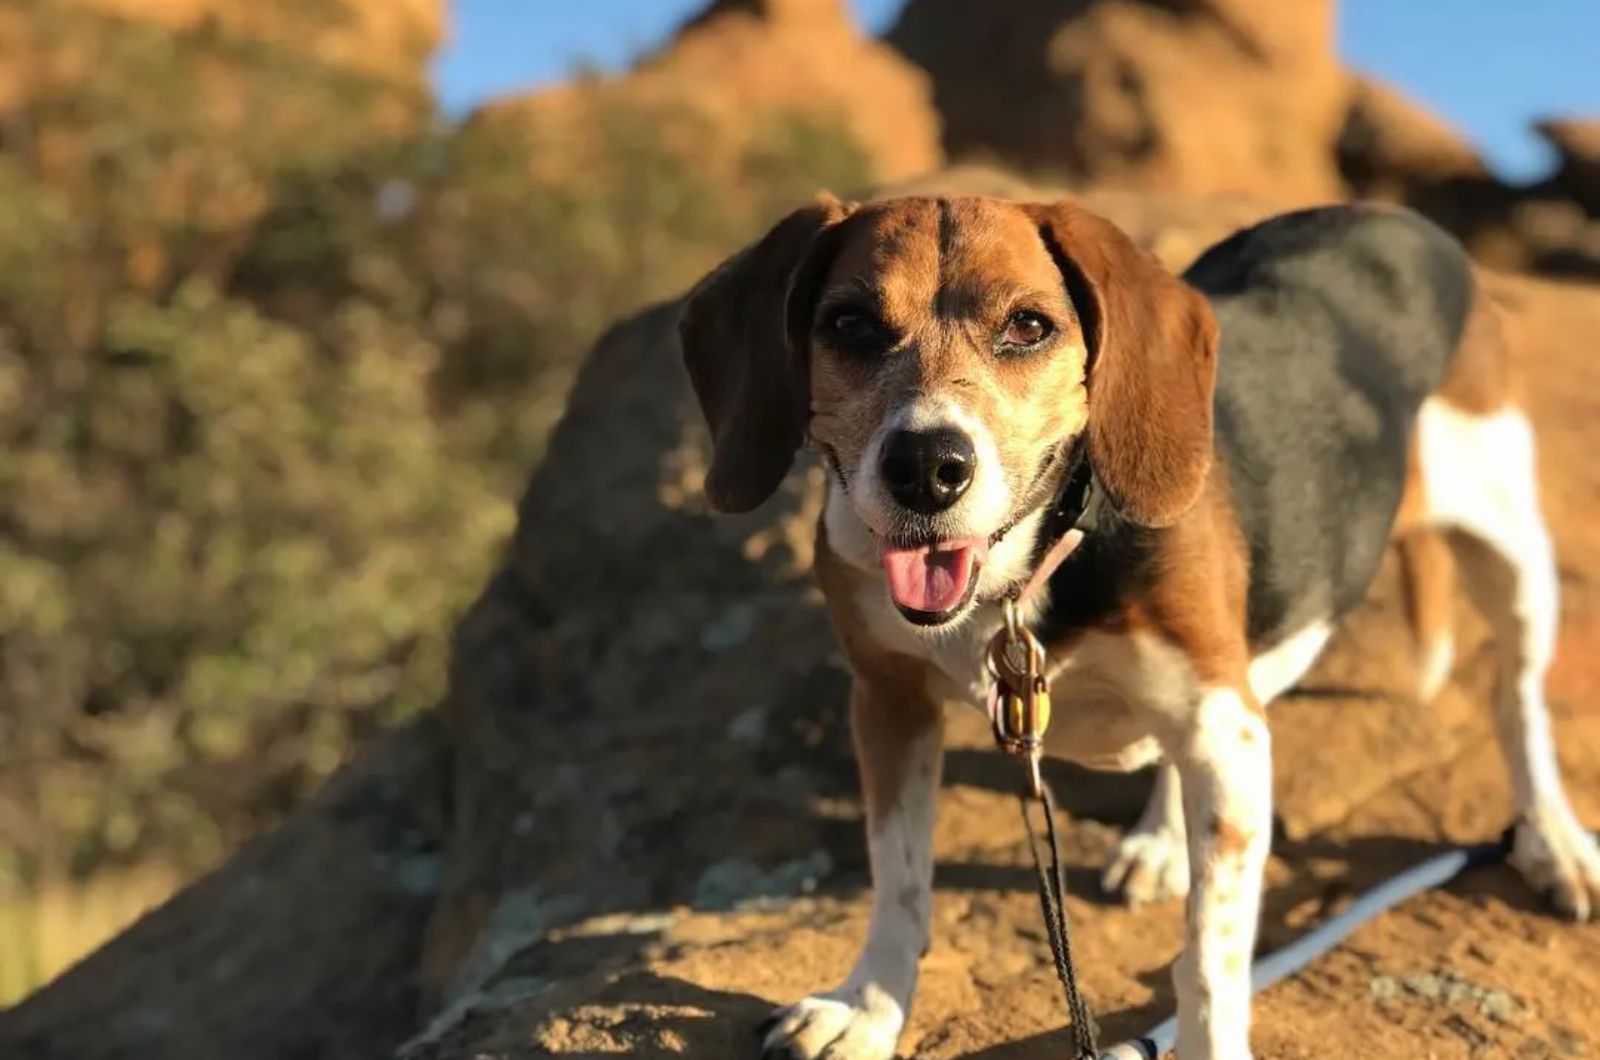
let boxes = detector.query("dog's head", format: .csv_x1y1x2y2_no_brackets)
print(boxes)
680,195,1218,628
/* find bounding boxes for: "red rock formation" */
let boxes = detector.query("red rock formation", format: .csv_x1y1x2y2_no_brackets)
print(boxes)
1539,117,1600,207
477,0,943,186
1338,74,1489,198
888,0,1346,201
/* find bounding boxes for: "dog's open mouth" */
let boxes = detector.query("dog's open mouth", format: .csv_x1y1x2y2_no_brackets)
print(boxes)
880,538,986,626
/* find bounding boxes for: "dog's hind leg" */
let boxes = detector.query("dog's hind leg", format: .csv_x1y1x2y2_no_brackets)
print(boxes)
1102,613,1338,908
1418,396,1600,920
1103,761,1190,905
1399,530,1457,701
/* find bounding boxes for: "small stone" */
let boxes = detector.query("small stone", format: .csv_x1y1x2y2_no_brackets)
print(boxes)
726,706,768,748
691,849,834,911
1403,972,1445,1001
701,603,758,651
392,853,442,896
1479,989,1526,1025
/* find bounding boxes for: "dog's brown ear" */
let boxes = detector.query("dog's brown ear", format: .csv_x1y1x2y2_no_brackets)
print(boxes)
678,195,856,513
1025,201,1219,527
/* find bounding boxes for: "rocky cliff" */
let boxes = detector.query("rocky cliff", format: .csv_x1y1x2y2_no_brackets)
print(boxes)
890,0,1346,201
473,0,942,187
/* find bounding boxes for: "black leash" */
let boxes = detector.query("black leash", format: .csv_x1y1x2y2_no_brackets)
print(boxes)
986,442,1104,1059
1020,779,1101,1060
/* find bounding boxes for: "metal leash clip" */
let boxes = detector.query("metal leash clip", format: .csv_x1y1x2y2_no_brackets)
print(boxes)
987,597,1052,797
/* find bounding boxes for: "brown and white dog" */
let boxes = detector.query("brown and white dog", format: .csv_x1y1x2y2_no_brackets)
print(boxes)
678,195,1600,1060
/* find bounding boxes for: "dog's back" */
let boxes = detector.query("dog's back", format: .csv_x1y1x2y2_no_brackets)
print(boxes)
1188,205,1476,648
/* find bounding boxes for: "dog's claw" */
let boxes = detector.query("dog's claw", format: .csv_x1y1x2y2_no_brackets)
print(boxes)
1510,813,1600,924
1546,878,1593,923
1103,825,1190,905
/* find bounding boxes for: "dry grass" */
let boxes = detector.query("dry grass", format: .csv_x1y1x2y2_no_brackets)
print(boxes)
0,863,185,1004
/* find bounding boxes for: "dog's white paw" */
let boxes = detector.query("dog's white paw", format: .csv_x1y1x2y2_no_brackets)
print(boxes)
1510,810,1600,922
757,987,903,1060
1103,824,1191,905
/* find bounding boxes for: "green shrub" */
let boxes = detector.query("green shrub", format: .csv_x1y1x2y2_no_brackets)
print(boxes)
0,275,512,881
425,91,873,466
0,0,874,993
0,2,460,889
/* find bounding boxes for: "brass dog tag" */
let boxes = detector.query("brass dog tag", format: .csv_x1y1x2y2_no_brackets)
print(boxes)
994,676,1051,747
1027,675,1051,738
988,605,1051,795
994,684,1027,746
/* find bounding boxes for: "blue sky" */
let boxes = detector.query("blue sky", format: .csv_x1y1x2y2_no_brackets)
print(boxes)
433,0,1600,182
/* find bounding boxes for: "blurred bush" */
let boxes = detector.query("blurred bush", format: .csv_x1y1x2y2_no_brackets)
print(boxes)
425,87,871,463
0,0,870,997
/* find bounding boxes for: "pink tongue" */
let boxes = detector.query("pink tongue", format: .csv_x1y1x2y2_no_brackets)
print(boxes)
881,544,976,614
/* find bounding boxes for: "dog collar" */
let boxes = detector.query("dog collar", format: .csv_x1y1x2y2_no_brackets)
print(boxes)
1009,442,1099,607
1040,440,1100,544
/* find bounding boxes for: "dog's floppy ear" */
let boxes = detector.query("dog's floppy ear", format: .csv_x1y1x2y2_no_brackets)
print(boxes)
1024,201,1219,527
678,195,856,513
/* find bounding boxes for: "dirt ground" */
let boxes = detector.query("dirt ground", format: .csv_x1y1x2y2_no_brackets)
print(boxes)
404,698,1600,1059
399,274,1600,1059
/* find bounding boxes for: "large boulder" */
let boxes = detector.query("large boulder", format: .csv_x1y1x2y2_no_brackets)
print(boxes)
1538,117,1600,209
658,0,943,182
1334,88,1600,279
1338,74,1490,199
473,0,942,187
887,0,1346,201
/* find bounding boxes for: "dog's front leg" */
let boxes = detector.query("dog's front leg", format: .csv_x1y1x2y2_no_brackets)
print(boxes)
1168,685,1272,1060
760,675,942,1060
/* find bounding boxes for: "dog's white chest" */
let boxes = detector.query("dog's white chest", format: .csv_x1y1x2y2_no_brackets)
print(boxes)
825,483,1167,768
844,573,1166,770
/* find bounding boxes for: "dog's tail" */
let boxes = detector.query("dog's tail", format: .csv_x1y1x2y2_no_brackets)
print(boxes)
1398,530,1456,701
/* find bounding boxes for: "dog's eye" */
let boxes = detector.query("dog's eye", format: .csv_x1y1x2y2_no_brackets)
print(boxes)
822,305,889,351
1001,310,1053,349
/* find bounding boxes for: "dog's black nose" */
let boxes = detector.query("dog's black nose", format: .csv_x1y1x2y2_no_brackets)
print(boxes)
880,427,976,514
